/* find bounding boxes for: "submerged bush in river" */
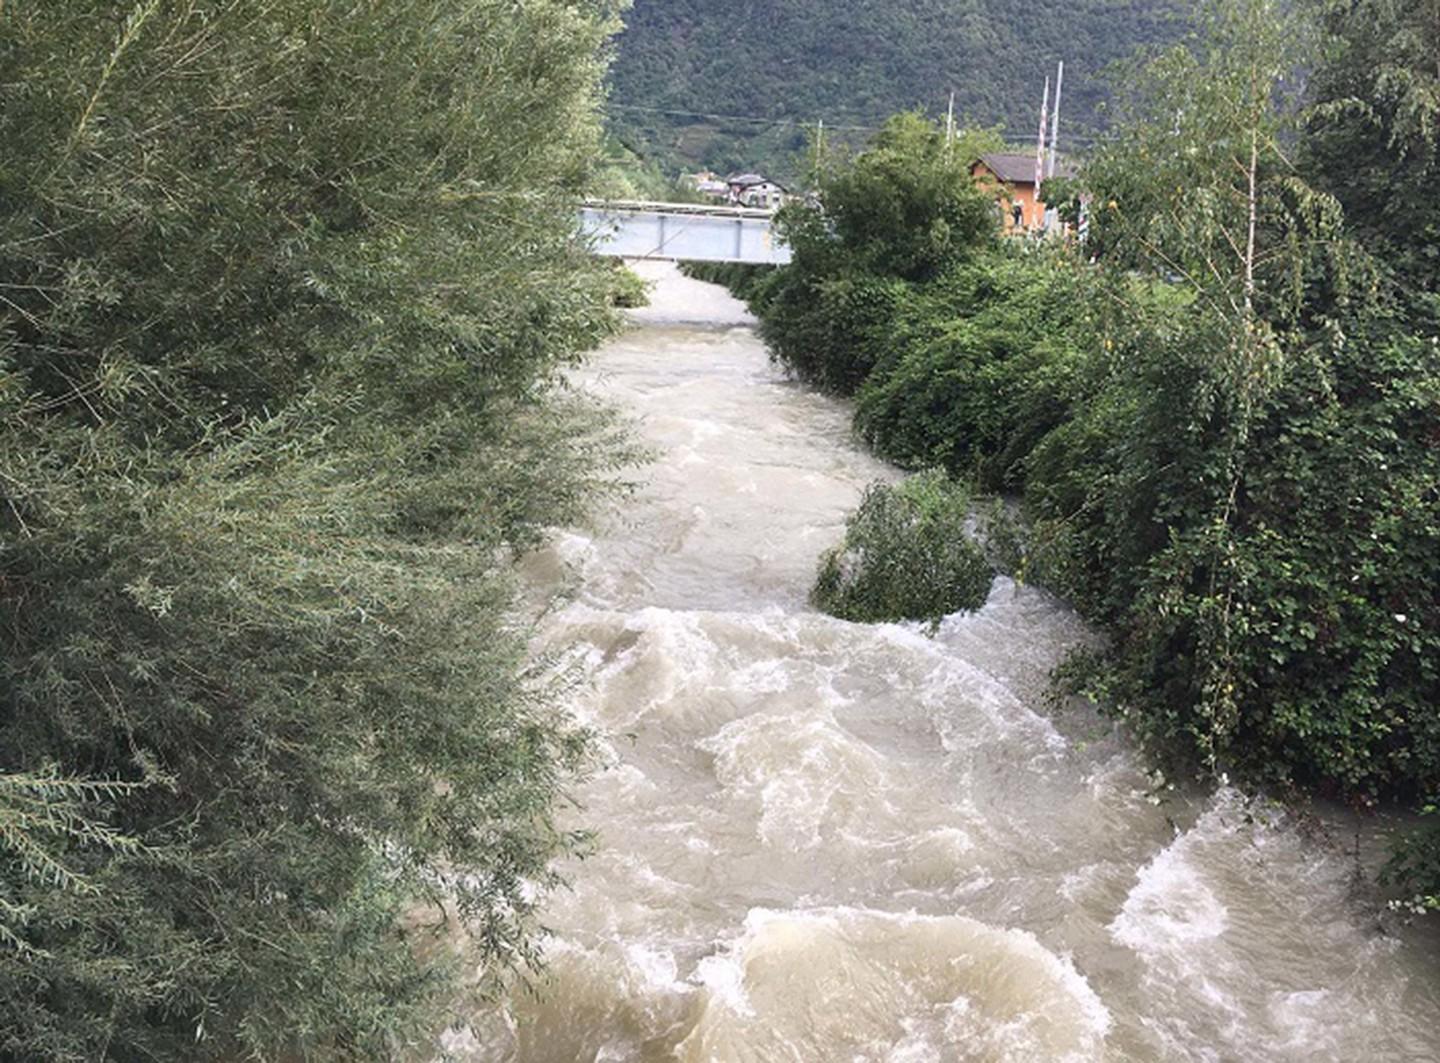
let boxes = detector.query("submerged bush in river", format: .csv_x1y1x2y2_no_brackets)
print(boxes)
813,471,993,624
609,263,653,307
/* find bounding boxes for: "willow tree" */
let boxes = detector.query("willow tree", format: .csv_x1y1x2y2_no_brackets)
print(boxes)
1,2,628,1058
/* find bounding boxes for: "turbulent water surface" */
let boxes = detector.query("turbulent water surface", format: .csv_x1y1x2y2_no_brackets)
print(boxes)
448,262,1440,1062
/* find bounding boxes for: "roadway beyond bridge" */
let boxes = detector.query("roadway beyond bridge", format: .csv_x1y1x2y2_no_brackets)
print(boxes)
579,200,792,265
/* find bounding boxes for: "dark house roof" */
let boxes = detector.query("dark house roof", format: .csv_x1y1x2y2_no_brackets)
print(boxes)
727,172,783,188
973,152,1077,185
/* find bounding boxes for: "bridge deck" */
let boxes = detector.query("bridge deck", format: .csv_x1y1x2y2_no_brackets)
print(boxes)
580,200,791,265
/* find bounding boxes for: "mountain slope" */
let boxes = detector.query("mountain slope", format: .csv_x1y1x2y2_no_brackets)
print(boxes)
608,0,1189,179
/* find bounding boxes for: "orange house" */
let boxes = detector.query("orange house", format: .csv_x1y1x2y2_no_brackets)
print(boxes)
970,152,1076,233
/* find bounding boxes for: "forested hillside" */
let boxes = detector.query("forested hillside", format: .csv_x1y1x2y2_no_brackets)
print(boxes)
608,0,1189,180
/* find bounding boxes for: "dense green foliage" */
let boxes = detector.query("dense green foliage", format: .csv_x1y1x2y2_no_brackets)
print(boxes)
758,115,1001,394
1303,0,1440,308
710,0,1440,906
1298,0,1440,909
1,2,630,1057
1385,805,1440,912
813,471,993,625
590,134,707,202
852,254,1098,489
608,262,653,308
679,261,775,301
608,0,1191,179
1022,0,1440,800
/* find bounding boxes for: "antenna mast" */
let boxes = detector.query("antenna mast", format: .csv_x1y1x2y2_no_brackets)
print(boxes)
1048,62,1064,177
1034,75,1050,201
945,90,955,159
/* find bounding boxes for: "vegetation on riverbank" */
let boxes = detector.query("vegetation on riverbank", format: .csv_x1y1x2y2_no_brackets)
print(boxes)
701,0,1440,908
1,2,633,1057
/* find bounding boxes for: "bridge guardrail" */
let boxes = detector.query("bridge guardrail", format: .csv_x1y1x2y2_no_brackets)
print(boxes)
580,200,791,265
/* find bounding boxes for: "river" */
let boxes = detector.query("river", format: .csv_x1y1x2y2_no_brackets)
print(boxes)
445,261,1440,1062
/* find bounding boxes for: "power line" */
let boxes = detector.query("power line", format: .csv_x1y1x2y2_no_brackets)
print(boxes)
606,102,880,133
606,100,1102,145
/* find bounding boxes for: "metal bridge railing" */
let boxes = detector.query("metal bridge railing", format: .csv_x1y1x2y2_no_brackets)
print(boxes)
579,200,792,265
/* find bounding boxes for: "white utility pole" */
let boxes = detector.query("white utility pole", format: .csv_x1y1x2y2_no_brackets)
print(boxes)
945,91,956,158
1048,61,1064,177
1034,75,1050,200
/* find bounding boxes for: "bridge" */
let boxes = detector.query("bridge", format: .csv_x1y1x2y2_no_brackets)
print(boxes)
580,200,792,265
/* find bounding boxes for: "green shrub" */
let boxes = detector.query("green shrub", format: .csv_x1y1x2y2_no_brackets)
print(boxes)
854,252,1091,486
760,269,913,394
680,260,780,311
1056,323,1440,796
1383,807,1440,915
609,262,652,307
801,113,1000,284
1298,0,1440,898
813,471,993,624
752,114,999,393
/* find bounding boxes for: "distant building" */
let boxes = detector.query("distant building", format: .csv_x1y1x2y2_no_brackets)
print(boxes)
970,152,1077,233
685,171,731,200
725,173,788,209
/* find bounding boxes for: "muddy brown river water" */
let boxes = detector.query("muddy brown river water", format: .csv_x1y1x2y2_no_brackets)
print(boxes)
444,262,1440,1062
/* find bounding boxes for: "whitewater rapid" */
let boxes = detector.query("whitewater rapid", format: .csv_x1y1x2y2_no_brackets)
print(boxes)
445,262,1440,1062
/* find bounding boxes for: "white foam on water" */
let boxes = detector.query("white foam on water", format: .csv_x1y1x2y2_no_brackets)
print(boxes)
1101,787,1440,1060
696,707,893,849
1264,989,1352,1056
729,654,795,694
605,762,655,798
1058,862,1110,905
881,827,989,896
623,942,680,994
549,605,833,731
871,620,1069,756
675,907,1111,1063
934,577,1097,669
1083,751,1153,803
1111,836,1230,953
692,949,757,1019
1106,793,1253,1058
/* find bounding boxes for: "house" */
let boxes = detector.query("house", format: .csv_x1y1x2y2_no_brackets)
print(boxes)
725,173,788,209
685,171,731,201
970,152,1077,233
